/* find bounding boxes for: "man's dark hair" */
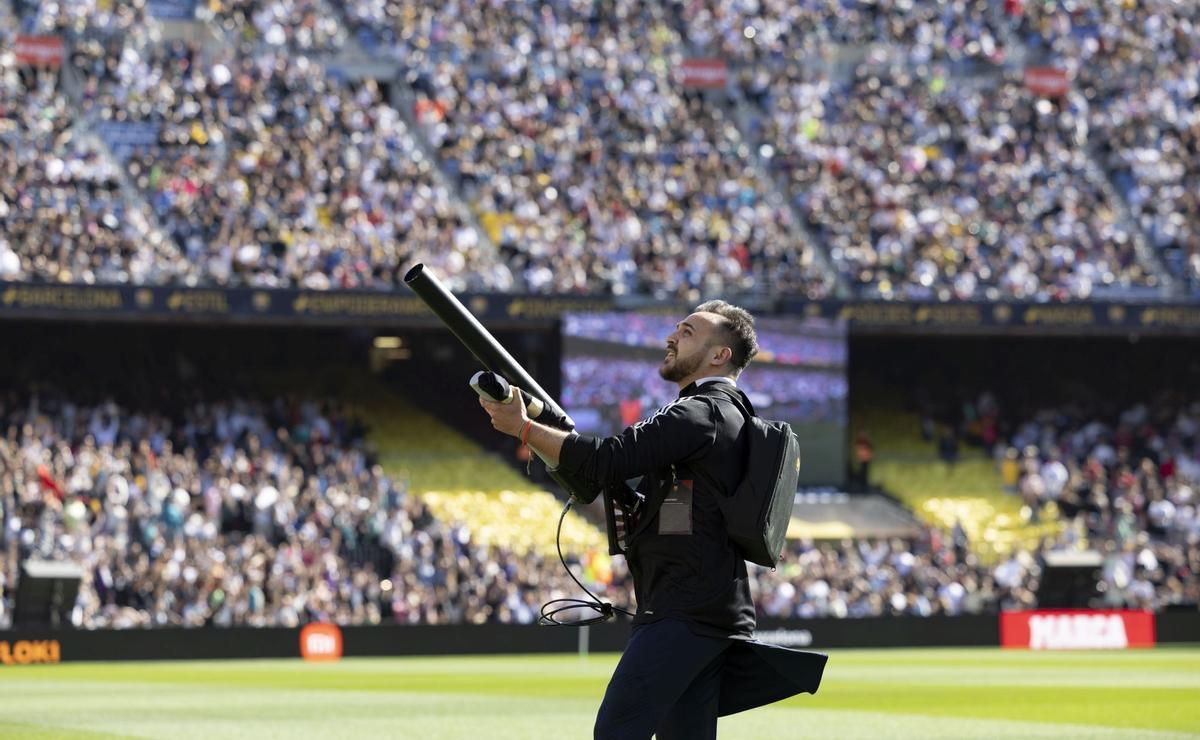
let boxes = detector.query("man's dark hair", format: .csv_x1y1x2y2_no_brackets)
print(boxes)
695,300,759,376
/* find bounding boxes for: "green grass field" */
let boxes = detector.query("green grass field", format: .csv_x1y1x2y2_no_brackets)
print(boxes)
0,647,1197,739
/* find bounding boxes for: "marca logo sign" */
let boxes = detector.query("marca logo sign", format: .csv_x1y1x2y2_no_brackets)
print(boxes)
1030,614,1128,649
300,623,343,661
1001,610,1155,650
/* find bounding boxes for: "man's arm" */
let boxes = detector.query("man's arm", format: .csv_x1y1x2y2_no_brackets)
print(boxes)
479,389,715,480
524,421,571,469
558,397,716,483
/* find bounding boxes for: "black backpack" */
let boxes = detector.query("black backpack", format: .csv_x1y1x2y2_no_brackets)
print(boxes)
719,398,802,568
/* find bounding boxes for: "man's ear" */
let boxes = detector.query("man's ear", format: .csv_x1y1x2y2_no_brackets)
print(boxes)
711,346,733,367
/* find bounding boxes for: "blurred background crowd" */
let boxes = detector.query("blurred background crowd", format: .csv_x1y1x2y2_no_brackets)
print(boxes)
3,0,1196,299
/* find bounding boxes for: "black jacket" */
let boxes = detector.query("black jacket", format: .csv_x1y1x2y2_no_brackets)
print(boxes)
558,379,756,638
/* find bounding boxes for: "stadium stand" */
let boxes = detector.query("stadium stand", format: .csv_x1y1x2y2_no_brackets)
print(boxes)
68,20,498,290
988,393,1199,611
859,376,1200,613
357,391,606,557
3,0,1197,299
748,64,1157,301
0,382,626,628
0,46,179,283
385,0,833,298
852,399,1063,563
4,359,1193,629
1016,1,1200,295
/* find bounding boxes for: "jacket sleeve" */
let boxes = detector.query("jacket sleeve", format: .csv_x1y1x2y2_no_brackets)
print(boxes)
557,396,716,483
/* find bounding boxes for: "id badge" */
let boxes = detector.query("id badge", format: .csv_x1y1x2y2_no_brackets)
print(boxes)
658,479,693,535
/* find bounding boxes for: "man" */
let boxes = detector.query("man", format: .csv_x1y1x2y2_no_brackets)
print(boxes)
480,301,826,739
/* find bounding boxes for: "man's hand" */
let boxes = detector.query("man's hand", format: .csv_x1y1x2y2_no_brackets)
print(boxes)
479,387,530,438
479,387,572,468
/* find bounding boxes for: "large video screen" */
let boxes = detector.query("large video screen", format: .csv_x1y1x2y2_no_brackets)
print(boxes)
562,311,847,486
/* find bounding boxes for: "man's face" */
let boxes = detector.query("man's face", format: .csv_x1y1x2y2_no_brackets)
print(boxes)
660,312,723,383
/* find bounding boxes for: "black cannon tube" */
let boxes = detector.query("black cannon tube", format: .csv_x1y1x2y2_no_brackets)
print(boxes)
404,264,600,502
404,264,573,430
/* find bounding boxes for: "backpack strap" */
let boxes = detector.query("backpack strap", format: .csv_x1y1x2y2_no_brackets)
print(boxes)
676,384,754,500
698,382,757,420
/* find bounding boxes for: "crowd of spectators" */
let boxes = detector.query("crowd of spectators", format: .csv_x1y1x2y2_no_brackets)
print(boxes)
12,0,151,39
201,0,347,54
1017,1,1200,294
1006,396,1196,532
1,380,1193,629
292,0,833,299
760,520,1198,618
757,529,1015,619
757,63,1153,301
340,0,1190,301
3,1,1198,299
685,0,1196,301
64,12,501,291
680,0,1013,69
922,389,1200,614
0,385,616,628
0,55,181,283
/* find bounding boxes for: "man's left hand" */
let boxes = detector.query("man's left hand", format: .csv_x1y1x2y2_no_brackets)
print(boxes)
479,387,530,438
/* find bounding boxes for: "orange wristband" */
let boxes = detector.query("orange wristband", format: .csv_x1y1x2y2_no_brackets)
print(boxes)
520,419,534,446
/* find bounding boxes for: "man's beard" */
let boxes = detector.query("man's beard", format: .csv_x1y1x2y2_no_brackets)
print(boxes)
659,346,705,383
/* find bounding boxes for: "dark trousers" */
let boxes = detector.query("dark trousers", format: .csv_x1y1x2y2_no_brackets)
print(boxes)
594,619,732,740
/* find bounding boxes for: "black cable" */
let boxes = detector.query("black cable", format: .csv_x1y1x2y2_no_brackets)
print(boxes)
539,500,634,627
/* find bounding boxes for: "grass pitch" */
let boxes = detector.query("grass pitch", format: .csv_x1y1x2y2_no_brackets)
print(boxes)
0,647,1196,739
